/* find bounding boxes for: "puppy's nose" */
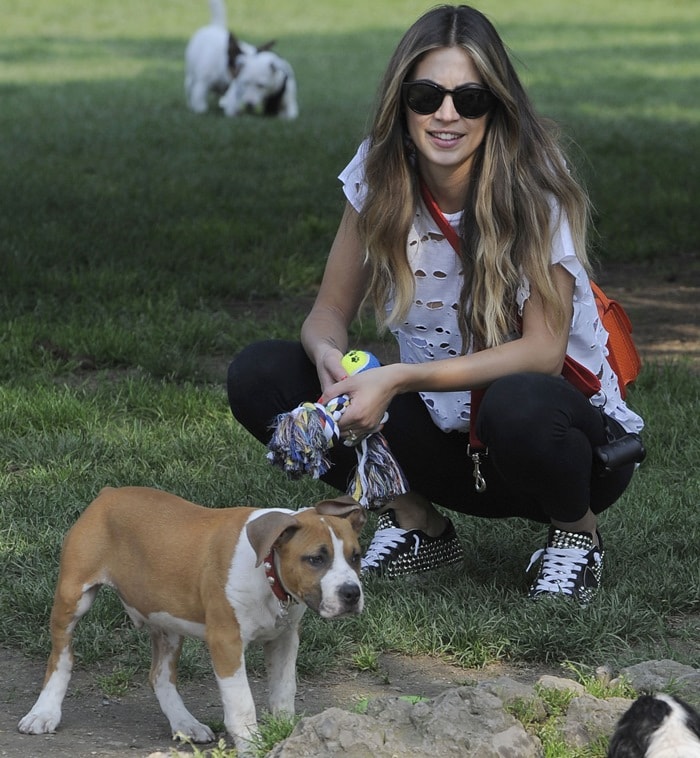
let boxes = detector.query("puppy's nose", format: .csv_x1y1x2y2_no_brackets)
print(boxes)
339,582,361,605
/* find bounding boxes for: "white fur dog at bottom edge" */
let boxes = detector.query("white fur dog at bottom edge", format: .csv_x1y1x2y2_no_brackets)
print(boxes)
18,486,365,753
608,692,700,757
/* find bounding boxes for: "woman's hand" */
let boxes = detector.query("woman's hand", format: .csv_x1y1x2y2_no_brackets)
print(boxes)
321,364,399,439
315,347,347,395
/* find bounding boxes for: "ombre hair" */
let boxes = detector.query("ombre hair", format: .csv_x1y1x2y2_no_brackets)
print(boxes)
358,5,592,349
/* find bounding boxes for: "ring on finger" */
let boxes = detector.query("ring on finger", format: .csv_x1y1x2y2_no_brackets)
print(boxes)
343,429,358,447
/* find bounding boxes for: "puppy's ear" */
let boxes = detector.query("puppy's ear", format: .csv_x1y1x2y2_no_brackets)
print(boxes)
257,39,277,52
246,511,300,567
228,33,244,63
314,498,367,535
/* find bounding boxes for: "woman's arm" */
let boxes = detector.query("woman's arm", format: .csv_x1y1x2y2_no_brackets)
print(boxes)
394,263,575,392
321,264,575,435
301,202,370,392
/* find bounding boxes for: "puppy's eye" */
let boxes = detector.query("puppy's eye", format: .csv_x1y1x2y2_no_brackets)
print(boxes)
350,551,361,566
306,554,326,568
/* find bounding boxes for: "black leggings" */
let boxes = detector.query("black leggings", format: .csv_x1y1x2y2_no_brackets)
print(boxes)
227,340,636,524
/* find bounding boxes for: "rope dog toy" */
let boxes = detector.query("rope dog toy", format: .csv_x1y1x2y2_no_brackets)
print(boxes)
266,350,409,509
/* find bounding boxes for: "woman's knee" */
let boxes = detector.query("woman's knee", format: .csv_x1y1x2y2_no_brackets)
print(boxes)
477,373,567,444
228,341,270,411
227,340,321,434
227,340,299,419
229,340,289,393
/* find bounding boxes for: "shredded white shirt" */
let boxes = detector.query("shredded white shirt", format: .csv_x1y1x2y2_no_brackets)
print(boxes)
338,141,644,435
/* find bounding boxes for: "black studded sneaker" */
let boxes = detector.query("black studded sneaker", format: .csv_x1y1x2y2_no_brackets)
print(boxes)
360,510,464,578
527,527,604,605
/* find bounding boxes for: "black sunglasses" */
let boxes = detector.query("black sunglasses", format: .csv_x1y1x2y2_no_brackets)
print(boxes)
402,80,496,119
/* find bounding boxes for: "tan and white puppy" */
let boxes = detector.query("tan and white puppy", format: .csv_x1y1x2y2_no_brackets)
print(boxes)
18,487,365,752
185,0,298,118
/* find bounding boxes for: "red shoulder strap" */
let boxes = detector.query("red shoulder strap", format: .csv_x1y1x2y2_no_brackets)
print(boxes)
420,180,462,251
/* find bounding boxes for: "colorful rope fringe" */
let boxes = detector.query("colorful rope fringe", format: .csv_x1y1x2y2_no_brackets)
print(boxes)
266,354,409,509
346,432,409,508
267,395,350,481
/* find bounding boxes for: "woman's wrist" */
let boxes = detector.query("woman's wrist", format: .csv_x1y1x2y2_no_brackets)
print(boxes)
388,357,472,395
384,361,421,395
313,342,344,369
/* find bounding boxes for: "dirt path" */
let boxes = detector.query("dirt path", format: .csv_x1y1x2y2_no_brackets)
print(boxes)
1,646,558,757
597,254,700,370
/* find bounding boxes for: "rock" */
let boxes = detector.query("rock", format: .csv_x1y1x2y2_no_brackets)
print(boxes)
269,660,700,757
536,675,586,695
619,659,700,701
270,689,541,757
595,664,614,686
267,707,392,757
559,694,632,747
480,675,548,721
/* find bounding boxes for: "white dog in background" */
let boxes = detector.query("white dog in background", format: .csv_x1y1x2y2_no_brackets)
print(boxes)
185,0,298,118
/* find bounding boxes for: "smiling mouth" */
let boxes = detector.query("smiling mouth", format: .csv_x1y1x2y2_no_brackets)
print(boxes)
430,131,463,142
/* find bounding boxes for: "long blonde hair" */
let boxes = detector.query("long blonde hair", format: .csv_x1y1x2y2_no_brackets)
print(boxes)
358,5,592,350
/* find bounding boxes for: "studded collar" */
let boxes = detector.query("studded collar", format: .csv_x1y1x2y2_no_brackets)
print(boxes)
263,549,293,606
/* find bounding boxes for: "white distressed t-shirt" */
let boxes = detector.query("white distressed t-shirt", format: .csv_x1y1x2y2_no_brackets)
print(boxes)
339,141,644,434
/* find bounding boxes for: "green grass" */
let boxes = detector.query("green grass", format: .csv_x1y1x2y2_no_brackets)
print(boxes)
1,0,698,732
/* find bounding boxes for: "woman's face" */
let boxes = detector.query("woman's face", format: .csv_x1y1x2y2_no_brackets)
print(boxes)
405,46,490,186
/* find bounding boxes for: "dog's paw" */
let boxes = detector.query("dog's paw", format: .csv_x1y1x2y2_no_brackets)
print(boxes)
18,708,61,734
172,719,216,744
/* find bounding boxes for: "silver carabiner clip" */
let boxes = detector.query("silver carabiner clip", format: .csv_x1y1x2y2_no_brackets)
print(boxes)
470,450,487,493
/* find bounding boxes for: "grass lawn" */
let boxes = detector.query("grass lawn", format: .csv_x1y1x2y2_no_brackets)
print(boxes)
1,0,698,699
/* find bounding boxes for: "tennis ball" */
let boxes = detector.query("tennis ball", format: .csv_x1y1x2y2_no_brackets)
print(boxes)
341,350,380,375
